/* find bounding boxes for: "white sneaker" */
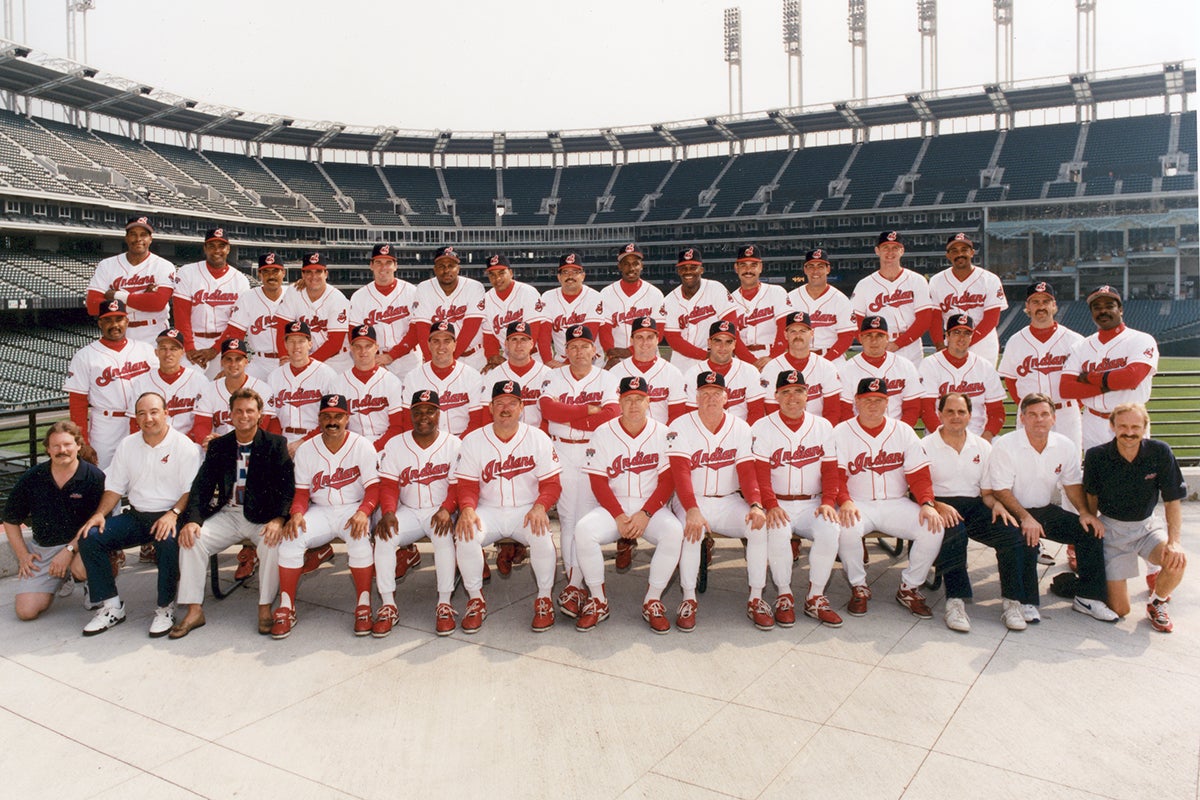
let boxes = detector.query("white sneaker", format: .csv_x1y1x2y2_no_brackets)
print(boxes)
1001,599,1028,631
1073,596,1119,622
1021,604,1041,623
149,603,176,638
82,602,126,636
943,598,971,633
56,575,76,599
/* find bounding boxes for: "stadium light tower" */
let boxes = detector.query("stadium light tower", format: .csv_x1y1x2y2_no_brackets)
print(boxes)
993,0,1014,87
847,0,867,101
4,1,29,43
66,0,95,63
917,0,937,93
724,7,743,115
782,0,802,108
1076,0,1096,76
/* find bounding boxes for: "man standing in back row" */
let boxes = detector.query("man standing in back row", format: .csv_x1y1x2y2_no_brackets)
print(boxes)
86,215,176,346
172,226,249,377
598,243,665,369
850,231,933,368
927,233,1008,364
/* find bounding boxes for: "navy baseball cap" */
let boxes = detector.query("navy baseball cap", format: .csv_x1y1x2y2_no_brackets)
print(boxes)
629,316,659,335
258,251,283,269
428,320,457,339
491,380,523,399
945,314,974,333
155,328,186,347
696,371,727,390
859,315,889,333
300,251,325,270
1087,285,1122,306
617,242,643,260
98,299,127,318
735,244,762,263
877,231,903,246
1026,281,1056,300
708,320,738,340
371,243,396,261
125,215,153,234
411,390,440,408
565,324,594,343
204,226,228,244
558,252,584,271
945,233,974,249
283,320,312,339
433,246,460,264
506,321,534,339
484,254,511,271
782,311,813,330
350,324,378,343
221,338,249,357
855,377,890,398
804,248,831,266
776,369,807,389
676,247,702,267
618,376,651,397
319,394,350,414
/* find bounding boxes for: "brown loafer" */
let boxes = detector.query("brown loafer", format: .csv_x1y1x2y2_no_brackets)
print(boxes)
167,611,206,639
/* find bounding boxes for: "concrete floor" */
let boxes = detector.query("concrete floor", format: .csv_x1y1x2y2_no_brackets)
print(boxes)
1,511,1197,800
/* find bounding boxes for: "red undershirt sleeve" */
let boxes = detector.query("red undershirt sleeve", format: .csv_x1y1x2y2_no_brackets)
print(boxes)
125,286,172,313
643,468,675,516
670,455,699,510
69,393,90,441
535,474,562,509
822,396,841,426
598,324,616,353
921,397,940,433
901,397,922,428
456,478,480,510
1003,377,1020,406
190,415,213,444
172,297,196,349
667,401,688,423
755,460,780,509
440,482,458,514
482,332,501,359
663,331,708,361
746,398,766,425
906,466,935,506
376,410,405,451
539,397,592,424
984,400,1006,436
289,488,311,517
537,324,555,363
456,318,482,358
820,460,841,506
380,478,399,514
827,330,857,360
356,482,380,517
589,473,625,519
311,331,345,363
736,460,762,506
972,308,1001,341
894,308,934,349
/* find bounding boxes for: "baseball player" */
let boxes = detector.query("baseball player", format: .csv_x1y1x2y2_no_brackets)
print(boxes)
64,300,158,470
350,242,422,380
400,321,488,437
783,248,856,360
997,281,1085,451
850,231,934,367
682,320,766,423
728,244,788,369
172,226,250,377
171,388,293,638
373,391,461,637
411,246,486,371
130,328,206,439
598,243,666,368
662,247,750,376
479,254,545,372
833,377,945,619
331,325,405,452
191,338,269,445
538,252,603,367
275,251,351,371
572,376,684,632
668,371,769,631
262,321,339,456
836,316,922,425
86,215,176,345
752,369,850,628
925,392,1031,633
918,315,1006,439
538,325,620,617
1083,403,1188,632
759,311,842,424
77,392,202,637
454,380,563,633
609,317,686,424
1060,285,1159,451
221,251,291,382
488,320,552,429
272,394,381,639
928,233,1008,364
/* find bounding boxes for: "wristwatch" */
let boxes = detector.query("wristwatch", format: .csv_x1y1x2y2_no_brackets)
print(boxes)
65,543,76,554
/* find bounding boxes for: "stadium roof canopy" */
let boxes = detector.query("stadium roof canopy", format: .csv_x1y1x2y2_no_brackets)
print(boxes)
0,42,1193,157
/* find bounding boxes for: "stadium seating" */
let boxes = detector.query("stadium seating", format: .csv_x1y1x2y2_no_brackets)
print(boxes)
601,161,672,223
501,166,555,224
770,144,856,213
711,151,791,219
995,122,1080,201
442,167,500,227
554,164,614,225
843,138,923,210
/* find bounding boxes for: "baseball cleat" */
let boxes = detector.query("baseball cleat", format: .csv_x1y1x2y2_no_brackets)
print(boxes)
1146,600,1173,633
300,544,334,575
435,602,459,635
109,550,125,578
790,538,801,562
531,596,555,632
896,586,933,619
803,594,843,628
774,593,797,627
482,560,491,582
847,584,871,616
615,538,636,571
270,607,296,639
642,599,670,634
675,599,698,632
372,604,398,638
460,598,486,634
510,543,528,567
575,596,610,632
496,542,516,576
394,545,422,579
747,598,775,631
234,545,258,581
557,584,586,619
353,605,373,636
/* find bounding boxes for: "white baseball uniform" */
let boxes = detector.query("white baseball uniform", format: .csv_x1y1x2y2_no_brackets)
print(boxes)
331,365,405,445
786,284,856,356
412,277,486,370
575,417,684,598
454,422,562,594
917,350,1006,436
998,324,1086,450
729,283,789,355
751,411,846,595
837,352,922,422
400,361,487,437
481,281,545,359
193,373,269,440
130,367,207,438
539,285,603,361
1064,326,1159,450
759,353,843,422
276,284,351,369
174,260,251,376
609,357,686,424
349,279,421,378
263,360,339,442
597,279,666,352
833,415,943,588
226,285,291,381
63,338,159,470
489,360,553,428
850,269,933,366
662,278,735,376
87,253,177,344
280,431,380,569
928,266,1008,364
376,430,461,598
682,360,765,422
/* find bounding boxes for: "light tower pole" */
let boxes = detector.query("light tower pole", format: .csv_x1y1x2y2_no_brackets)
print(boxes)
724,7,743,116
782,0,802,109
1075,0,1096,75
847,0,867,101
917,0,937,93
66,0,96,63
993,0,1013,87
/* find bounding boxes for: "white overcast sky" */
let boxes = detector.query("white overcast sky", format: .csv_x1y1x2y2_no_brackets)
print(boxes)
10,0,1198,133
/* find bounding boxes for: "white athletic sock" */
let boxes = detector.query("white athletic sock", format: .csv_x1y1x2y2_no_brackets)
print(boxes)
104,596,121,609
437,591,451,604
381,591,395,607
1150,592,1169,604
356,591,370,607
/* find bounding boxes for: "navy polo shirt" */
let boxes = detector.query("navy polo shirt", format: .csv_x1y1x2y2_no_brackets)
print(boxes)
3,459,106,547
1083,438,1187,522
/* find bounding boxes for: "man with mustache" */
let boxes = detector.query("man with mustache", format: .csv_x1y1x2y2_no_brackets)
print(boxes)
172,226,250,377
86,215,175,346
927,233,1008,364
